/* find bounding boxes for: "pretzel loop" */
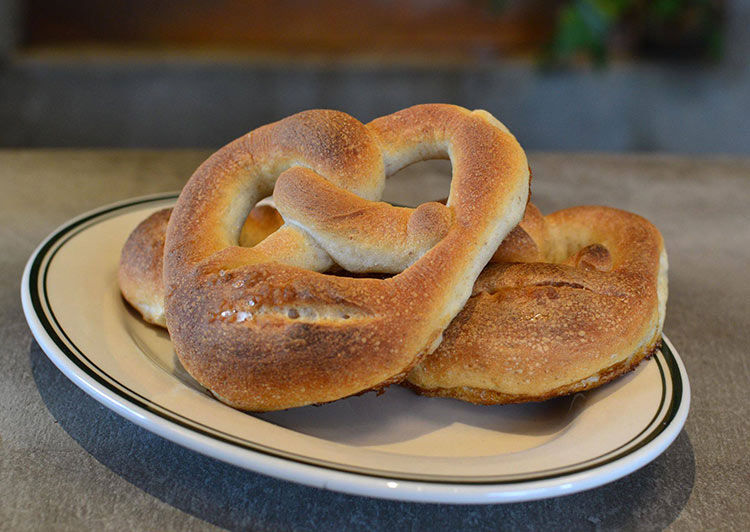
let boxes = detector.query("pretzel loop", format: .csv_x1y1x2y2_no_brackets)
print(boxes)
164,104,529,411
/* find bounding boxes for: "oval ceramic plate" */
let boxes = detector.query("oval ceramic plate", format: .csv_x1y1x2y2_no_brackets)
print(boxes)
22,194,690,504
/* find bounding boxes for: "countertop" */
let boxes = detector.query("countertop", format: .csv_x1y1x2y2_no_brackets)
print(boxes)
1,150,748,531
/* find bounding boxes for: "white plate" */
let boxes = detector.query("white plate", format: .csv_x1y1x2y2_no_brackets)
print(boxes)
21,194,690,504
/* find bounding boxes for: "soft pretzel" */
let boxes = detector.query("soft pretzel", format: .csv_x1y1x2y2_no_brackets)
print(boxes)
405,204,668,404
160,105,529,411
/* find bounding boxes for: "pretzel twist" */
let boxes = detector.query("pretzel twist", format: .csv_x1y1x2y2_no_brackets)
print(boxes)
163,104,529,411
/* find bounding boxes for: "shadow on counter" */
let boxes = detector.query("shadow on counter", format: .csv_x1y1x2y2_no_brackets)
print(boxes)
30,339,694,531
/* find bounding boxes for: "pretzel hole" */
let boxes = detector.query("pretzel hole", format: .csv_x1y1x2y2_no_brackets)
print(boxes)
382,159,451,207
237,199,285,247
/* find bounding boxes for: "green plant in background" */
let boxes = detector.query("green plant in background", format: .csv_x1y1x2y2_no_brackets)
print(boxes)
542,0,724,66
545,0,627,65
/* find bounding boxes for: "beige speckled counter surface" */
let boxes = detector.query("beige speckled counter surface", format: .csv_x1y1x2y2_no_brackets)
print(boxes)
1,150,748,531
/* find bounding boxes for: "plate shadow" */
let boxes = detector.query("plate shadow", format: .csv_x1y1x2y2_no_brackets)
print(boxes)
30,340,694,532
256,374,633,446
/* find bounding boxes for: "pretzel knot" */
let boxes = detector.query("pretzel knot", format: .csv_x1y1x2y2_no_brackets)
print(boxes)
164,104,530,411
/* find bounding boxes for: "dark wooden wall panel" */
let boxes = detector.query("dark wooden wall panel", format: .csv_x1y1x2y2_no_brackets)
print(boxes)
24,0,558,57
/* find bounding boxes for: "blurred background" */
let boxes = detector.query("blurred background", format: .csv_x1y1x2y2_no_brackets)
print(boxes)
0,0,747,153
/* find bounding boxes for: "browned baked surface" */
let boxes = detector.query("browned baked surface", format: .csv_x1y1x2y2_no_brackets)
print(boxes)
162,104,529,411
118,208,171,327
402,344,660,404
405,205,668,403
118,204,284,327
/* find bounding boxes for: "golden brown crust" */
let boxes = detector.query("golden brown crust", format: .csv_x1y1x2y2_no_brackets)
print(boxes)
118,205,283,327
406,205,668,403
118,208,170,327
402,340,660,405
162,105,529,411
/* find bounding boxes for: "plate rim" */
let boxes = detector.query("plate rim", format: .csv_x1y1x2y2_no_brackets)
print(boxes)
21,194,691,504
